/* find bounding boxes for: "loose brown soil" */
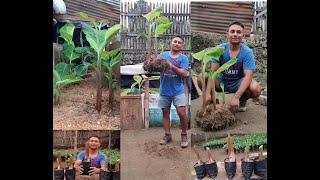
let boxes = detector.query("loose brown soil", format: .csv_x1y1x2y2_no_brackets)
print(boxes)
53,72,120,130
121,128,191,180
142,58,170,72
195,104,237,131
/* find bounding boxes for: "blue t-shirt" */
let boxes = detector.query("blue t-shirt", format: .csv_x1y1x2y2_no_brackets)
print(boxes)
77,151,107,168
211,43,255,80
157,51,189,96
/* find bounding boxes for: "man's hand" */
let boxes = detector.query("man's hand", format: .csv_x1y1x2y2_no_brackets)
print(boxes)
75,165,84,175
167,61,174,69
230,96,240,114
89,167,100,176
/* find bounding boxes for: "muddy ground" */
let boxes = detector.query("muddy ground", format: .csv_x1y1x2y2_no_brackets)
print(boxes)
53,73,120,130
121,128,192,180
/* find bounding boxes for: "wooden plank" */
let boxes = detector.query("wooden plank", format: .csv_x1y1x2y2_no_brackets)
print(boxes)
254,9,267,19
251,31,267,35
254,7,267,12
120,95,143,130
142,75,149,128
74,130,78,151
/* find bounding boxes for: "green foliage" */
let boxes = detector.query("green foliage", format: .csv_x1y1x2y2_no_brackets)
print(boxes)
159,43,165,59
155,22,172,37
74,62,91,77
53,68,82,105
202,139,226,149
121,75,160,95
59,24,75,44
191,45,225,112
58,23,92,78
78,12,121,112
103,76,118,91
207,58,237,79
59,24,81,65
192,46,225,79
143,6,164,22
143,6,172,59
53,149,120,165
220,83,225,104
202,133,267,151
100,149,121,165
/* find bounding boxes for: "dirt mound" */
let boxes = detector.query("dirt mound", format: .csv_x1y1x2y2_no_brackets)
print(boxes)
195,105,237,131
143,140,181,159
144,141,159,154
143,58,170,72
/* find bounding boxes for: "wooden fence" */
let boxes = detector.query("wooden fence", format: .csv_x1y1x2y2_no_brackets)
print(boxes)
252,1,267,35
120,0,191,65
53,130,120,149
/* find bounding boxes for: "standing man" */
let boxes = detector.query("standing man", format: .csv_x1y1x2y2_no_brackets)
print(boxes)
158,36,189,148
205,21,261,114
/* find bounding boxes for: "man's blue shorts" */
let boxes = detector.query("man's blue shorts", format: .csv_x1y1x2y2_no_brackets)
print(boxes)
159,93,187,109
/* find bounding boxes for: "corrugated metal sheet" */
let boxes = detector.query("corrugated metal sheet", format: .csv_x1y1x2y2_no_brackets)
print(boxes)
60,0,120,24
97,0,120,9
191,2,254,35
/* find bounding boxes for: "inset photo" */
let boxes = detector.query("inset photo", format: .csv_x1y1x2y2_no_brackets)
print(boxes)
120,0,192,131
190,1,267,136
53,130,120,180
191,132,267,180
119,0,192,179
53,0,121,130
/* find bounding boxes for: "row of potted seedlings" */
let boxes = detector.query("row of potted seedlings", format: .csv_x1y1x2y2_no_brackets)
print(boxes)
54,151,75,180
54,152,120,180
193,134,267,179
54,142,120,180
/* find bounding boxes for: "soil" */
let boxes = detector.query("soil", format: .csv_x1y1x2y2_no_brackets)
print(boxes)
53,72,120,130
195,104,237,131
191,94,267,136
190,141,267,180
121,128,192,180
143,58,170,73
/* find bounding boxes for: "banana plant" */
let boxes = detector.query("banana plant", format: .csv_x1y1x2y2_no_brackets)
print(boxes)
102,48,121,108
192,46,224,113
143,6,172,63
207,58,237,111
220,83,225,105
121,75,160,95
159,42,165,59
79,12,120,113
53,69,82,106
59,24,92,77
